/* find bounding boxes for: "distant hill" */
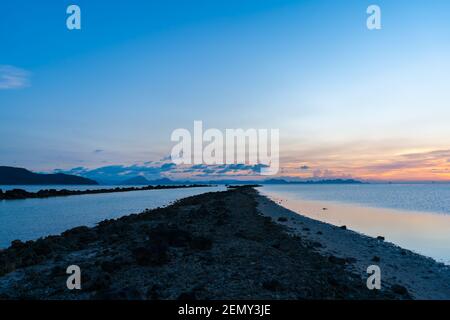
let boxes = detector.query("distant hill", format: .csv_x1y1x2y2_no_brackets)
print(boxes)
123,178,363,185
121,176,151,185
262,178,363,185
201,178,363,185
147,178,177,185
121,176,180,185
0,166,98,185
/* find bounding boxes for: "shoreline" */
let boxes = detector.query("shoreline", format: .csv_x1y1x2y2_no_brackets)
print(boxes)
0,184,211,201
256,191,450,300
0,187,447,300
259,190,450,266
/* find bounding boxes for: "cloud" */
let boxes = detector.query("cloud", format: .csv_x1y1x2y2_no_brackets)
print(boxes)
0,65,31,90
176,163,270,177
58,162,274,183
57,162,180,183
361,149,450,174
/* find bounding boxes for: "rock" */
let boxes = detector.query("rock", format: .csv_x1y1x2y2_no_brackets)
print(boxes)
100,260,122,273
10,240,25,249
345,257,357,264
147,284,162,300
377,236,385,241
62,226,91,237
327,276,339,286
132,242,169,266
262,280,283,292
328,255,347,265
310,241,322,248
277,217,288,222
86,274,112,292
372,256,381,262
271,241,281,249
32,240,53,256
339,225,347,230
147,225,191,248
391,284,408,295
177,291,196,300
189,236,213,251
97,287,143,300
50,265,66,277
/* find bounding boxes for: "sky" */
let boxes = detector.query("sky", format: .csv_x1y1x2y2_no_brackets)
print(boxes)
1,0,450,182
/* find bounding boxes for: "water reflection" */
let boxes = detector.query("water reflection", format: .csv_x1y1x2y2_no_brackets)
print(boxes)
261,189,450,265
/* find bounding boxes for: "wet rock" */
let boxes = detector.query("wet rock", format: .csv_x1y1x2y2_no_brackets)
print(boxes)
327,276,339,286
132,242,169,266
147,284,162,300
328,255,347,265
86,274,112,292
147,225,191,248
177,291,197,300
277,217,288,222
50,265,66,277
189,236,213,251
377,236,385,241
97,287,143,300
10,240,25,249
345,257,357,264
310,241,323,248
271,241,281,249
262,280,283,292
391,284,408,295
100,259,124,273
339,225,347,230
62,226,91,237
32,239,54,256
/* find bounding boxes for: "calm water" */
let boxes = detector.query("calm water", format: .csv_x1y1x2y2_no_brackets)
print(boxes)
0,186,225,248
0,185,143,192
262,184,450,214
260,184,450,264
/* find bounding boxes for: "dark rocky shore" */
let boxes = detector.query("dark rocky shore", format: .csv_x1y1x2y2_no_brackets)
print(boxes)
0,187,407,300
0,184,210,201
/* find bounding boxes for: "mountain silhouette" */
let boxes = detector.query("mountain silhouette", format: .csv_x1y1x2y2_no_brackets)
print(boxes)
121,176,151,185
121,176,176,185
0,166,98,185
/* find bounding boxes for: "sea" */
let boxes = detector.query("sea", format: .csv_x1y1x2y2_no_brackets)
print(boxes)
260,184,450,265
1,183,450,265
0,185,225,248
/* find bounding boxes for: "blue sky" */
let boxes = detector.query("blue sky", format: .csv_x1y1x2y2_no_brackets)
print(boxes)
1,0,450,181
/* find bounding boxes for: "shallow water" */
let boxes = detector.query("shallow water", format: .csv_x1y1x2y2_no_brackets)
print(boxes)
0,186,225,248
260,184,450,264
262,184,450,214
0,184,142,192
